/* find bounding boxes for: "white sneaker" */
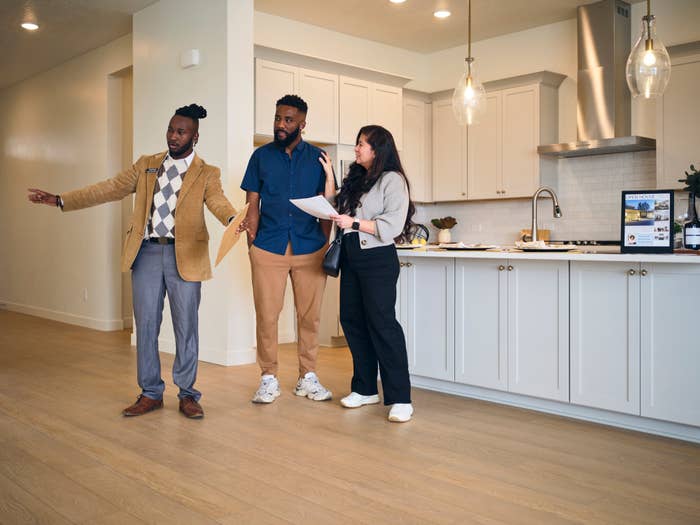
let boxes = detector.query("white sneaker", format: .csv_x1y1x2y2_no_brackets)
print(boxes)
388,403,414,422
340,392,380,408
294,372,332,401
252,375,281,404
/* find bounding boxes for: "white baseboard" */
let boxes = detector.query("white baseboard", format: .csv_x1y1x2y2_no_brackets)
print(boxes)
411,375,700,444
2,301,124,331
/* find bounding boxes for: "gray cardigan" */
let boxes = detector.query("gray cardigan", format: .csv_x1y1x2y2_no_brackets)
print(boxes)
342,171,409,249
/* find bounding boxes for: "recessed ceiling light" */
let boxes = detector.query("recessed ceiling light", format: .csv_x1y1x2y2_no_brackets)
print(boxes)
434,10,451,19
21,22,39,31
390,0,406,3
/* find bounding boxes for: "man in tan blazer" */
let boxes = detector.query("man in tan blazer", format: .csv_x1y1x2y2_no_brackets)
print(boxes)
28,103,238,419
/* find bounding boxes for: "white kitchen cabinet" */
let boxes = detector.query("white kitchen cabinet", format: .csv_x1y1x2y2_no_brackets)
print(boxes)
255,59,338,144
454,258,569,402
454,259,508,390
402,93,432,202
297,68,338,144
466,92,502,200
570,261,641,415
641,263,700,427
255,60,296,136
373,83,403,150
656,52,700,190
398,257,454,381
571,261,700,426
507,259,569,402
432,97,467,201
339,76,371,146
432,72,563,202
339,76,403,149
500,85,541,198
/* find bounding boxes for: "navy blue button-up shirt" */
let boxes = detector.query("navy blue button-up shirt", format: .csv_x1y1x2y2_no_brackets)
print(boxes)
241,140,326,255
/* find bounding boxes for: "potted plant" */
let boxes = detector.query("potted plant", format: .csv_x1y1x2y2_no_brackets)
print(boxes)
431,216,458,244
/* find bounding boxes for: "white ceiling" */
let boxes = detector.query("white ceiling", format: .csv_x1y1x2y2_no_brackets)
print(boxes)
0,0,156,89
1,0,646,90
255,0,644,53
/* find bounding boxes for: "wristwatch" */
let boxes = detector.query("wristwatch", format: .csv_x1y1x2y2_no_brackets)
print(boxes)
351,220,360,231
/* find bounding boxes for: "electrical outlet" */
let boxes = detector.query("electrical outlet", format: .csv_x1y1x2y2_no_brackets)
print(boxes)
83,288,88,302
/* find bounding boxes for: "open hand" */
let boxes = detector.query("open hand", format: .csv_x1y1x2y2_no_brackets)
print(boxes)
27,188,58,207
318,151,334,180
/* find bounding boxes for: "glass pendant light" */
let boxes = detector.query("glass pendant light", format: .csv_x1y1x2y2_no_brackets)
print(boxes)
452,0,485,125
625,0,671,99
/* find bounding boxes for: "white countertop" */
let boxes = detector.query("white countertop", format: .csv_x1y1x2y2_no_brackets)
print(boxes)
396,246,700,263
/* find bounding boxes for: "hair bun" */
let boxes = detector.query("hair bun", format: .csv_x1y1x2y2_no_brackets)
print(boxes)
175,103,207,120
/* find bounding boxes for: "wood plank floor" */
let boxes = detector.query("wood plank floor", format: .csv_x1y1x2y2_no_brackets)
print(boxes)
0,310,698,524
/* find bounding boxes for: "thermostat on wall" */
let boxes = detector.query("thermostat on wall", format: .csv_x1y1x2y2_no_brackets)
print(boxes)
180,49,200,69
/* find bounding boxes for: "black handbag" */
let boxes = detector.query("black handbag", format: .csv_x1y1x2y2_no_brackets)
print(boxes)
322,227,342,277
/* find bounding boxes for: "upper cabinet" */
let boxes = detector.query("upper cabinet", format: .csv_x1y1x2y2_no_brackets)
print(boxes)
432,97,467,200
401,93,432,202
656,52,700,190
255,59,338,144
433,71,564,202
255,58,404,149
466,92,502,199
339,76,403,149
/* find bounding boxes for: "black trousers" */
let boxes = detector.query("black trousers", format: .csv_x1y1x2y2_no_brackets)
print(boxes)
339,233,411,405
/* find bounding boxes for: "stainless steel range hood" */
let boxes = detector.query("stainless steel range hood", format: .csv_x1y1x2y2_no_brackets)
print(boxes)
538,0,656,158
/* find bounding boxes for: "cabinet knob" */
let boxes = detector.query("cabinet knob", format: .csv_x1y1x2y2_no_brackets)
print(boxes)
461,192,466,196
406,262,412,267
507,265,514,271
640,269,648,276
628,269,636,276
498,265,505,271
399,262,405,267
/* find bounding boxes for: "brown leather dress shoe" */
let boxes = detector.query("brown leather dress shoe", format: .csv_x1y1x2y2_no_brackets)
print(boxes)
179,396,204,419
122,395,163,417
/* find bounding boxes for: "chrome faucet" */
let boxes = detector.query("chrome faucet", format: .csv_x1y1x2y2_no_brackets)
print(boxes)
531,186,562,242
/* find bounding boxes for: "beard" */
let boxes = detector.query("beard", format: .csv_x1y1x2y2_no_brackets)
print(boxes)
273,126,300,148
168,138,194,158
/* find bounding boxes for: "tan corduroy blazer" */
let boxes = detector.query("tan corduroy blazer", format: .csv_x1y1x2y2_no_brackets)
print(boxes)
61,152,237,282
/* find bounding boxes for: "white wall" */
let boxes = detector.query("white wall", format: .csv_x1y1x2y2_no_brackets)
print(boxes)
133,0,256,365
0,35,132,330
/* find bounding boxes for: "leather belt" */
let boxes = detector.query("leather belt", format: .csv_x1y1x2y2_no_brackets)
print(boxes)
148,237,175,245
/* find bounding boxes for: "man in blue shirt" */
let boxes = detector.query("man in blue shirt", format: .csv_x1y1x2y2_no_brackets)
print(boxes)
241,94,333,404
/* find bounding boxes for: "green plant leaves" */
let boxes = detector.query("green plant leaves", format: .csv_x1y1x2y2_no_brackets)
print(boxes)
431,216,457,229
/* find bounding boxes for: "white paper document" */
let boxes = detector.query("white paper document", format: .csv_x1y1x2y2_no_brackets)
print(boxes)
290,196,337,220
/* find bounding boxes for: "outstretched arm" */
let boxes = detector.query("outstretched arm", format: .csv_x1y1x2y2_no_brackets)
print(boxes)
30,157,145,212
27,189,62,207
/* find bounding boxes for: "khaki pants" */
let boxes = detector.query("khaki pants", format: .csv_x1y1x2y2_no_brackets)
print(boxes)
249,243,327,377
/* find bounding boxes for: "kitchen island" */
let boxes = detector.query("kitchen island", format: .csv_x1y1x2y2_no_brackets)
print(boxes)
395,247,700,442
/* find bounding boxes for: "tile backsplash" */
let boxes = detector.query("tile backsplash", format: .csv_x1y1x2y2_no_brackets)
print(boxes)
414,151,687,244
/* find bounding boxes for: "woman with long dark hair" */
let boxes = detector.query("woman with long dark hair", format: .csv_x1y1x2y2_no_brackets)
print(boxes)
320,125,415,422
